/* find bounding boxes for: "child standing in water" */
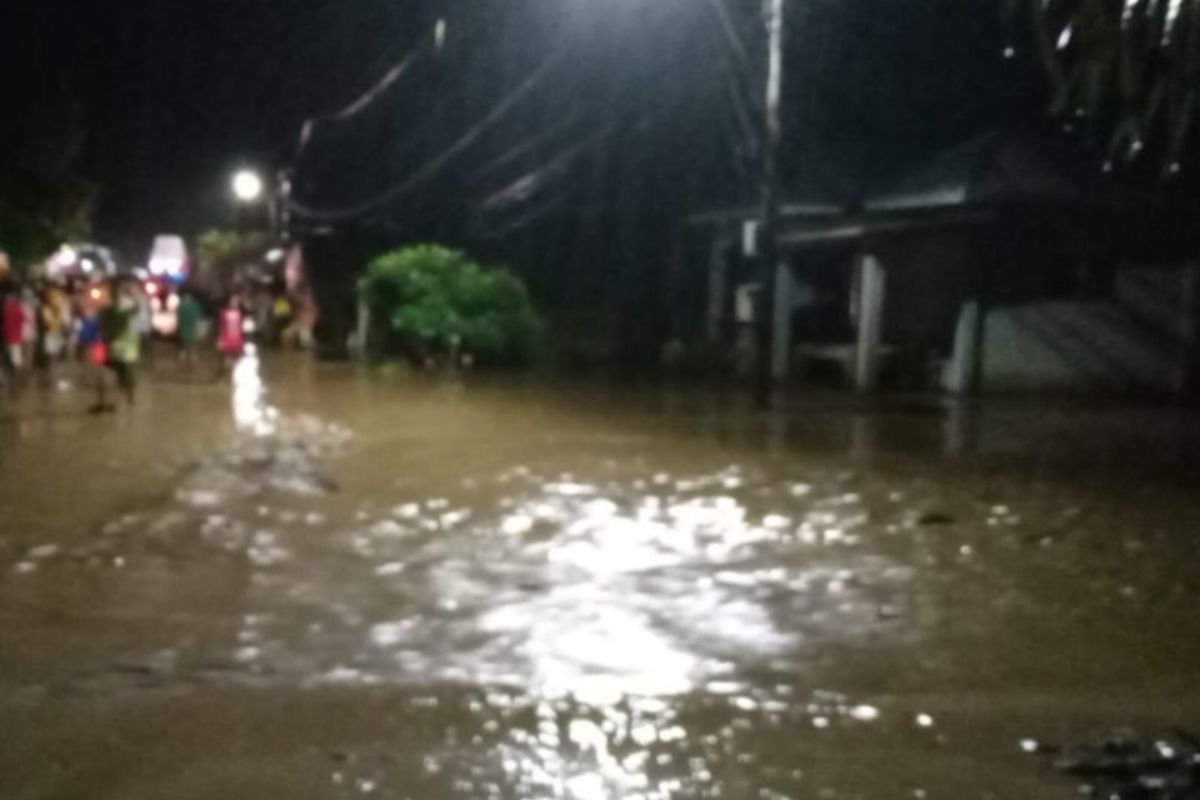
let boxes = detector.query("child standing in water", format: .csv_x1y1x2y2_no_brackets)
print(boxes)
218,296,244,368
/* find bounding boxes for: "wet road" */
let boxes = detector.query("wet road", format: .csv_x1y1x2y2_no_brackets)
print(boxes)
3,354,1200,799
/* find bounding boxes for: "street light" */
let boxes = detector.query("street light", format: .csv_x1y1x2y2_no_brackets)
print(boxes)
232,169,265,203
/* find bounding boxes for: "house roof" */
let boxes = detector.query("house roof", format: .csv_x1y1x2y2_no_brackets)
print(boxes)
865,131,1107,212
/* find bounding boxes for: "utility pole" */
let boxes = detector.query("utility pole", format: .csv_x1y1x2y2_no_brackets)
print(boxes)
277,169,293,243
755,0,785,408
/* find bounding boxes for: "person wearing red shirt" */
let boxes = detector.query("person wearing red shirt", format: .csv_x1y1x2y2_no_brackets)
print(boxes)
3,287,26,371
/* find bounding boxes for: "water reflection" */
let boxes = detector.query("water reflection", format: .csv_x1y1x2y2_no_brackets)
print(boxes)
231,344,278,436
172,457,921,704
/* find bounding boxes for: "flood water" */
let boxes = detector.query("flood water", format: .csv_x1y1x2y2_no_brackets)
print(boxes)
3,353,1200,799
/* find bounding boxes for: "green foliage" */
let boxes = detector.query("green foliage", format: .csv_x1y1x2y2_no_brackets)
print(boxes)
362,244,542,364
1009,0,1200,176
195,229,272,290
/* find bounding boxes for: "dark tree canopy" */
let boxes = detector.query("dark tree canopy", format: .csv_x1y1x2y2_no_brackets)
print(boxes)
1009,0,1200,177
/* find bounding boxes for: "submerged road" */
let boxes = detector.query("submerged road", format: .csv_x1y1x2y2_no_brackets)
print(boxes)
2,352,1199,799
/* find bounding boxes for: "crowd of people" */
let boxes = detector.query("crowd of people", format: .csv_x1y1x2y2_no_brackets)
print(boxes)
0,272,281,413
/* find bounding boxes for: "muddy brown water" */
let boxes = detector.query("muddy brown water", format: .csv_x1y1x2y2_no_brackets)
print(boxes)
2,354,1200,799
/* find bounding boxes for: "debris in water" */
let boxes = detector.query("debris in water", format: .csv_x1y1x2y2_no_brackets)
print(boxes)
1031,729,1200,800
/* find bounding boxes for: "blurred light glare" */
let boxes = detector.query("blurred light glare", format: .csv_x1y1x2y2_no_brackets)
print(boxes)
54,245,78,269
232,169,265,202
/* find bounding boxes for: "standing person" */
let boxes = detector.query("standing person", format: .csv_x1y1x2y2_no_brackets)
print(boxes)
271,293,292,347
217,295,245,368
92,280,141,412
3,285,26,378
20,285,37,370
135,283,153,363
176,288,203,368
40,284,71,387
77,300,106,390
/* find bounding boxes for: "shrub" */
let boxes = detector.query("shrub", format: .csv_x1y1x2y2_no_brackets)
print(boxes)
362,244,542,365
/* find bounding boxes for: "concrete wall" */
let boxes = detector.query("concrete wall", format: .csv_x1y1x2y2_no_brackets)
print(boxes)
944,266,1189,394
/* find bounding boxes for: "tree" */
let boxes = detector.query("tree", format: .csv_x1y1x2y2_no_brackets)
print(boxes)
361,244,542,365
1009,0,1200,177
194,229,272,292
0,101,95,269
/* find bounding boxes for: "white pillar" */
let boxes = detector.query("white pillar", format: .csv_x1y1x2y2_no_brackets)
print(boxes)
771,261,793,381
356,292,371,359
706,236,730,345
854,253,886,393
945,300,982,395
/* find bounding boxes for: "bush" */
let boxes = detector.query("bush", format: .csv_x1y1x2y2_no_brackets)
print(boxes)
361,244,542,365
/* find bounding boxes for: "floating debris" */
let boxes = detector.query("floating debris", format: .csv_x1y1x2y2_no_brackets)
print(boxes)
1029,729,1200,800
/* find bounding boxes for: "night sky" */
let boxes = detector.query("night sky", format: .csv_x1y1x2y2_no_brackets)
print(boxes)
1,1,1042,265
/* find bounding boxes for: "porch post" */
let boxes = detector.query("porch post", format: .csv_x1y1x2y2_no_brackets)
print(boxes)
946,300,982,395
854,253,887,393
771,260,793,381
1179,262,1200,402
706,234,730,346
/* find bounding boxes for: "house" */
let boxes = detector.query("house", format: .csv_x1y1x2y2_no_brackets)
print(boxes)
689,132,1200,397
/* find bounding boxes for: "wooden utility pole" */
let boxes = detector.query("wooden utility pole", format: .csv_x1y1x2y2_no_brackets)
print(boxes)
755,0,785,407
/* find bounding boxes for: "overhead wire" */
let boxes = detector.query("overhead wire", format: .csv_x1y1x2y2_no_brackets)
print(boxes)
477,192,571,239
477,123,615,212
292,50,563,222
295,32,432,161
470,108,587,183
290,2,768,226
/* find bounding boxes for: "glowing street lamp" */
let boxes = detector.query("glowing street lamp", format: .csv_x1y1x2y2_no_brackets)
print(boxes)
232,169,265,203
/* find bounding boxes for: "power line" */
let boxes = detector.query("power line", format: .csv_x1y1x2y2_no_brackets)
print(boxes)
292,51,563,222
470,109,586,183
478,124,614,213
295,35,432,160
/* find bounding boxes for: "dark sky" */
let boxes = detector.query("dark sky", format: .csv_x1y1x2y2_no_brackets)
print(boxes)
1,1,1042,260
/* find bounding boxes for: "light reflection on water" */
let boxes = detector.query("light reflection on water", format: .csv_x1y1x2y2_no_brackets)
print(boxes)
207,458,922,708
231,344,278,436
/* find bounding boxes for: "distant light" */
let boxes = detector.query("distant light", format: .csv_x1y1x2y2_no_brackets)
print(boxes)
1003,46,1016,59
916,713,934,728
1057,24,1073,50
81,258,95,273
149,256,183,276
232,169,265,202
266,247,286,263
54,245,78,270
144,282,158,296
243,318,257,334
89,287,102,301
435,18,447,49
